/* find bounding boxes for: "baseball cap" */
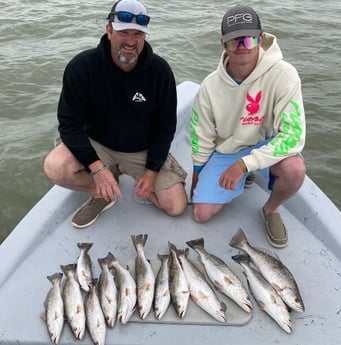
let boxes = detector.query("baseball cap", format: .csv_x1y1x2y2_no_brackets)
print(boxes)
221,5,261,42
107,0,150,34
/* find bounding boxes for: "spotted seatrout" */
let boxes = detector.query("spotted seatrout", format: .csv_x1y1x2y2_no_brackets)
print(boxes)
186,238,253,313
168,241,190,318
108,252,136,324
43,272,64,344
177,248,227,323
233,254,292,334
60,264,86,340
230,228,305,312
84,279,106,345
131,234,155,319
98,253,118,328
76,242,93,292
154,254,171,320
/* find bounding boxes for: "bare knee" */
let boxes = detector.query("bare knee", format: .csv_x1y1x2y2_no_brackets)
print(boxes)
272,155,306,189
192,204,223,223
154,183,188,216
43,145,81,185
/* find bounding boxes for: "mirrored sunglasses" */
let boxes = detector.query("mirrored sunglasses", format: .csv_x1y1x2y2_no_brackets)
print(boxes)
226,36,260,51
113,11,150,26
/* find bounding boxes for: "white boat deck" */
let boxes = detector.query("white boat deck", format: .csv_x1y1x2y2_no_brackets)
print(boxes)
0,81,340,345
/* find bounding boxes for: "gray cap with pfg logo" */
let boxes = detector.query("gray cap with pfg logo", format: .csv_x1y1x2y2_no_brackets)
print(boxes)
221,5,262,42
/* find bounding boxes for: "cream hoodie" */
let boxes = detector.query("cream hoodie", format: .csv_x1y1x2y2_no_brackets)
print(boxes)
191,33,306,172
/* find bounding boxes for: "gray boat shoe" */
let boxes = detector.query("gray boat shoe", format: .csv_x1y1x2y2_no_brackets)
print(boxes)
261,208,288,248
244,172,255,188
72,197,117,228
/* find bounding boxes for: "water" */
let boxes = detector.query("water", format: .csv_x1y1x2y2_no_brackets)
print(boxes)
1,0,340,243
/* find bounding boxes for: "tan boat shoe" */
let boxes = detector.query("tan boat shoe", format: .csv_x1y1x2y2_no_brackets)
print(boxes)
261,208,288,248
72,197,116,229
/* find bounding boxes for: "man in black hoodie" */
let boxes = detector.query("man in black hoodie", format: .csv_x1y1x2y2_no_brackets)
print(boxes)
43,0,188,228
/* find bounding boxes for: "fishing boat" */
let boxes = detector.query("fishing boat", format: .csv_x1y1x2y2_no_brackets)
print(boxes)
0,81,340,344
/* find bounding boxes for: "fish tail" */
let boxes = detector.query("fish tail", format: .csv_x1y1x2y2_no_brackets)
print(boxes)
77,242,93,252
60,263,76,274
168,241,178,253
186,237,204,250
47,272,63,284
157,254,169,261
176,247,189,258
131,234,148,250
231,254,250,265
107,252,118,269
229,228,249,250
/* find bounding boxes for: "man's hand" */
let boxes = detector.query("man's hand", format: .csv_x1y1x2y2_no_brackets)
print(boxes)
134,169,157,198
219,162,244,190
90,161,121,201
190,170,199,198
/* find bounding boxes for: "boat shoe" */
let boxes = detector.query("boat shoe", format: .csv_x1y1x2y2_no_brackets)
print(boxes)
261,208,288,248
244,172,255,188
72,164,121,228
72,197,117,228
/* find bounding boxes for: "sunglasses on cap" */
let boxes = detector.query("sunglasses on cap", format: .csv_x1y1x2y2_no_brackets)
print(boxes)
226,36,260,51
110,11,150,26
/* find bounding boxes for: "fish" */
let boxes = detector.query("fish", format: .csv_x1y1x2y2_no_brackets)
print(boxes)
84,279,106,345
168,241,190,318
97,253,118,328
108,252,137,324
131,234,155,319
76,242,93,292
43,272,64,344
186,238,253,313
229,228,305,312
60,264,86,340
154,254,171,320
232,254,293,334
177,247,227,323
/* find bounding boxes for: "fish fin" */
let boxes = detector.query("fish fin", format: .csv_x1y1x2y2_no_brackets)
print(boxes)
220,301,227,312
214,280,223,291
76,304,83,314
223,275,233,285
157,253,169,261
229,228,249,250
231,254,250,265
258,300,266,310
198,290,208,299
77,242,93,252
271,282,282,294
131,234,148,250
186,238,204,250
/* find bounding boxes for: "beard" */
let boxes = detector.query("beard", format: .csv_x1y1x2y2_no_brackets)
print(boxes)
117,49,138,65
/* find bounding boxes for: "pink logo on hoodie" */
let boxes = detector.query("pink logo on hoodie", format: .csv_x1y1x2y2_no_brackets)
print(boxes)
241,91,265,126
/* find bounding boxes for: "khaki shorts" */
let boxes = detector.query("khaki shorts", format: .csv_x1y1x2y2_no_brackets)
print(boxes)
56,137,186,192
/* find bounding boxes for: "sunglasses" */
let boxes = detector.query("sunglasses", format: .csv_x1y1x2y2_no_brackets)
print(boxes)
226,36,260,51
111,11,150,26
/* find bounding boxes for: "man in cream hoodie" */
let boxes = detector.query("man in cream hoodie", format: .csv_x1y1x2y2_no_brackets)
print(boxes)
190,5,306,248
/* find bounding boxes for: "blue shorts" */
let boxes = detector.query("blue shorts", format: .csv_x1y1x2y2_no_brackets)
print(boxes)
192,140,272,204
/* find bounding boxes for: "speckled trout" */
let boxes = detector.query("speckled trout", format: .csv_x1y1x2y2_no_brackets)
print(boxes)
177,248,227,323
131,234,155,320
60,264,86,340
98,253,118,328
186,238,253,313
154,254,171,320
76,242,93,292
233,254,292,334
108,252,136,324
168,241,190,318
84,279,106,345
43,272,64,344
230,228,305,312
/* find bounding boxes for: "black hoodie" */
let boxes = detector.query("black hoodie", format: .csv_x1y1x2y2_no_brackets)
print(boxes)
57,34,177,172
